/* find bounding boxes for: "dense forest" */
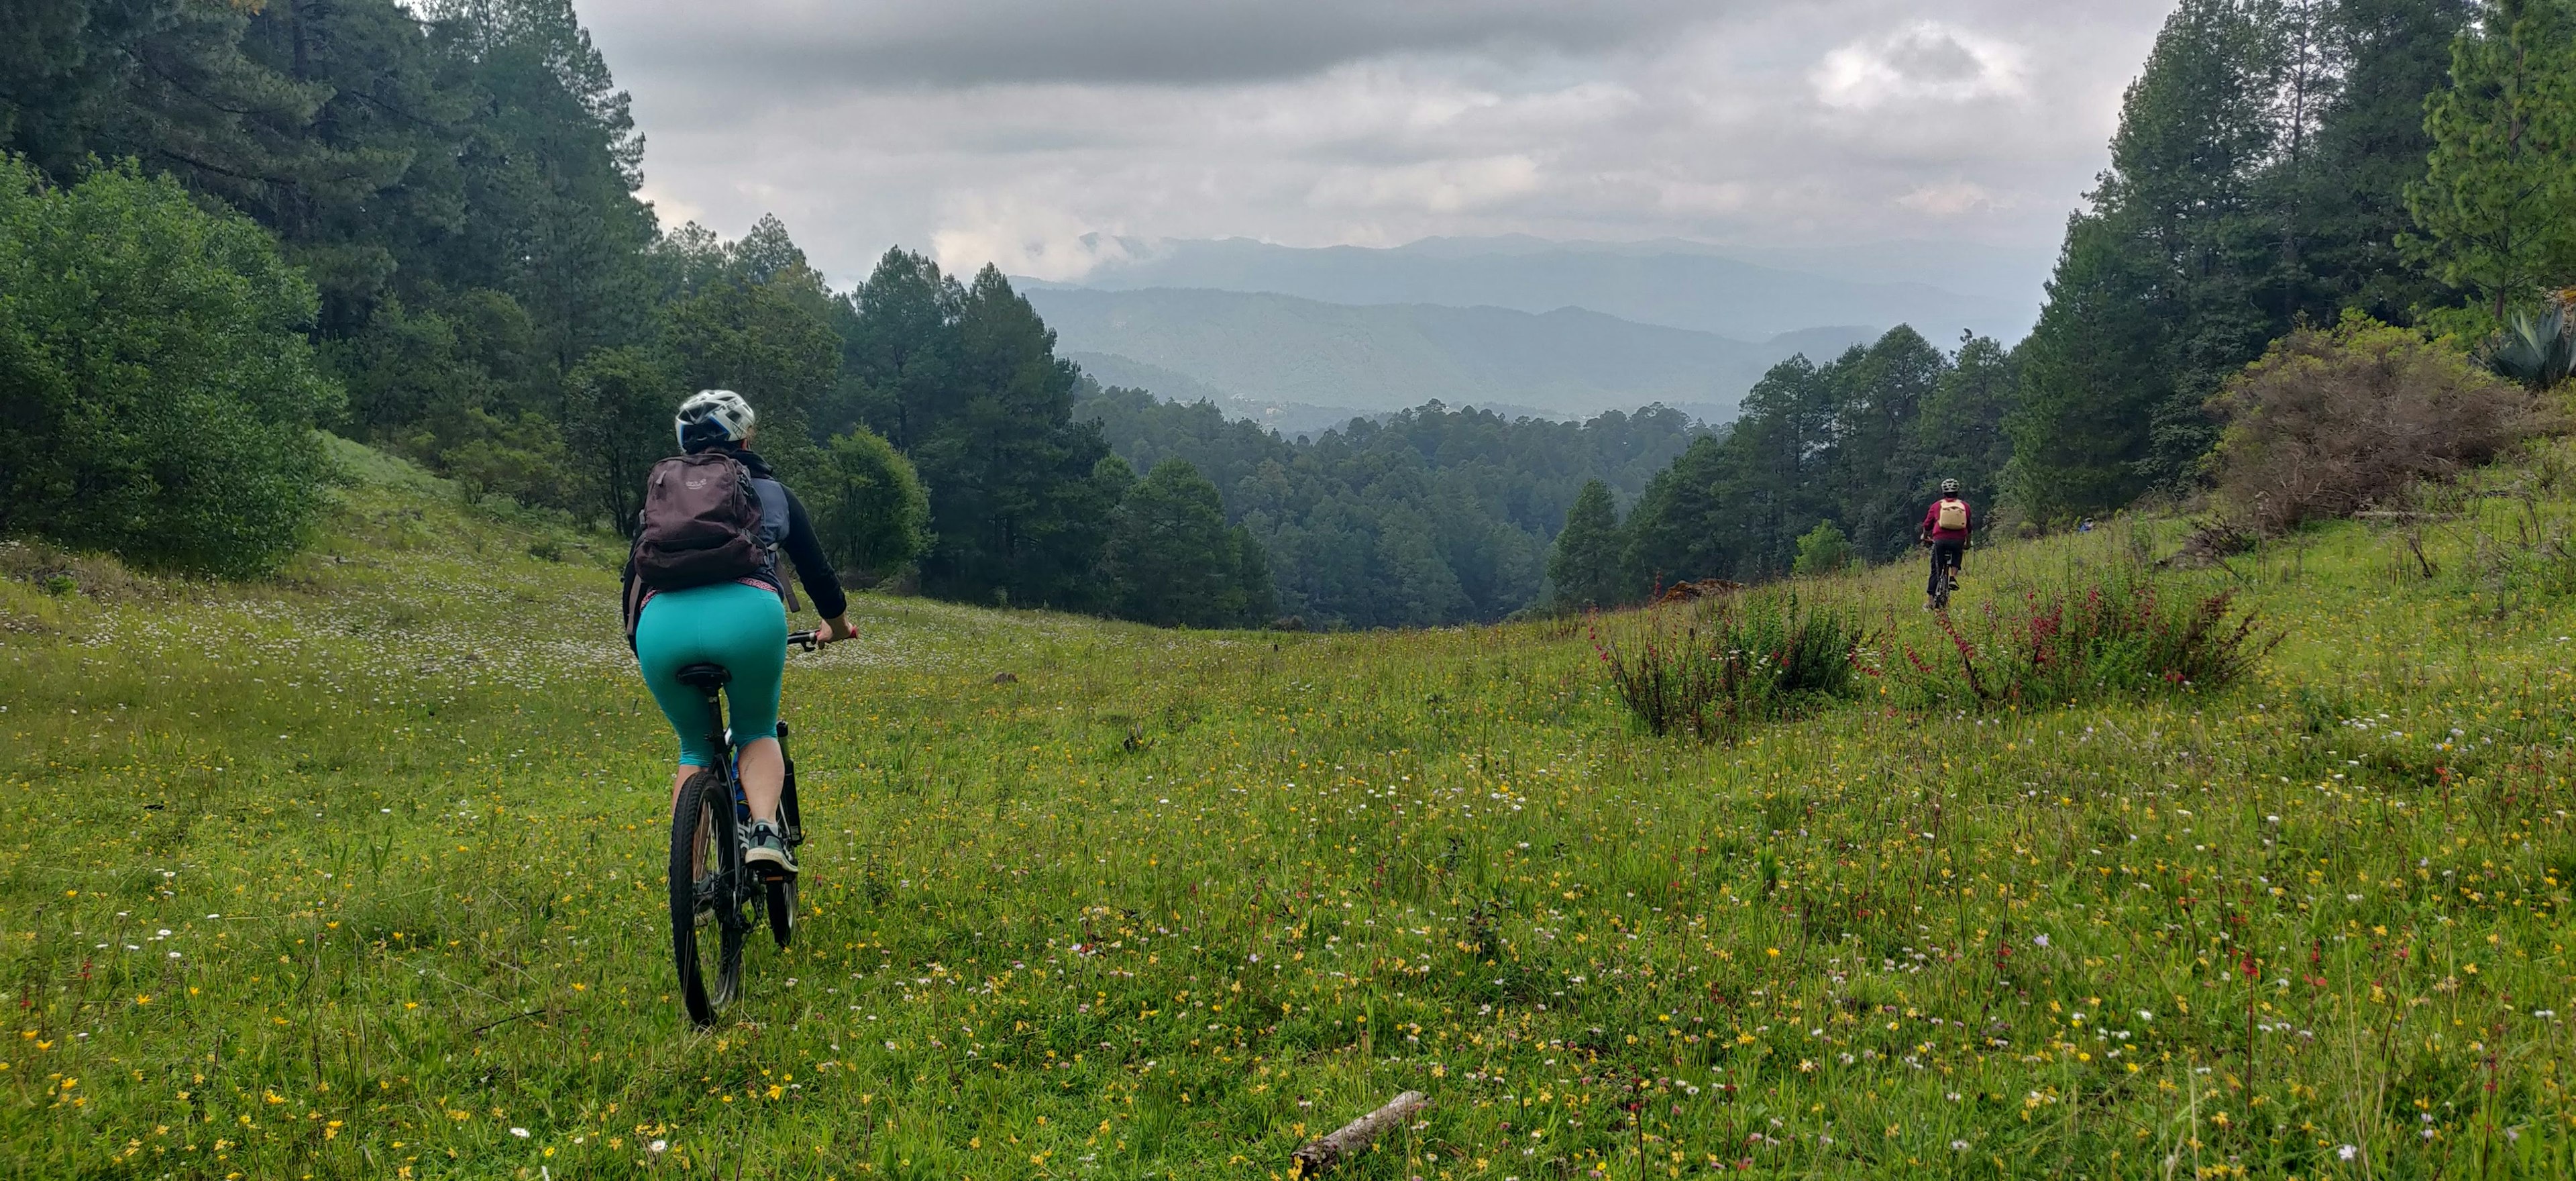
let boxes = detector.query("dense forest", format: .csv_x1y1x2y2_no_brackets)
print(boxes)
8,0,2575,628
1077,389,1704,627
1,0,1274,623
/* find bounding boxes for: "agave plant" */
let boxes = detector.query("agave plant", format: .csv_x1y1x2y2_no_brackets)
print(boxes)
2485,303,2575,391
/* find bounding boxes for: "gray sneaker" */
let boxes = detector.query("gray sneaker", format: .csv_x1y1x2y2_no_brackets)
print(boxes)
744,820,798,880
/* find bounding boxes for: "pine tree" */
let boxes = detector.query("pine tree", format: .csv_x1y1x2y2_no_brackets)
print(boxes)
2406,0,2576,324
2010,0,2278,515
1103,460,1245,627
2007,214,2171,521
2300,0,2478,321
462,6,656,372
1622,435,1736,588
1827,325,1947,556
1915,333,2017,517
839,248,965,454
1232,524,1278,625
1547,479,1627,609
2010,0,2478,515
914,266,1116,609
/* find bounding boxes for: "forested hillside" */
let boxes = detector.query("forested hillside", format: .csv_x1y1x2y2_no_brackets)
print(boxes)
2008,0,2505,518
1,0,1271,625
1077,387,1706,627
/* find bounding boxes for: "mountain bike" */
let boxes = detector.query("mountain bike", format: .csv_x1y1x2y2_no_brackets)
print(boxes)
1925,540,1962,611
667,629,816,1027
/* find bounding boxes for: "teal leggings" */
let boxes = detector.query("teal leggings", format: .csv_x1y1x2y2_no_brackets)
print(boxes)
635,581,787,768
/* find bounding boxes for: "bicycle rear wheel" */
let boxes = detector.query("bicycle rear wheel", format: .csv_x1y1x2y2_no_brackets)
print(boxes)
765,877,797,948
668,768,747,1027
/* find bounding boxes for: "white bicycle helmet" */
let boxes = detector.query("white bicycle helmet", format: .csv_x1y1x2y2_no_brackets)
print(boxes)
1939,478,1961,494
676,389,756,452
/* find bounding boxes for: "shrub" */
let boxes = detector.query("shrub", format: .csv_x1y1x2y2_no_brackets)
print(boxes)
1888,566,2276,709
0,158,343,576
1791,520,1854,575
2210,314,2544,534
1595,591,1872,739
810,425,932,584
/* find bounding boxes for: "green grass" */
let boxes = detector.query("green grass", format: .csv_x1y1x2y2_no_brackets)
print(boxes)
3,439,2573,1180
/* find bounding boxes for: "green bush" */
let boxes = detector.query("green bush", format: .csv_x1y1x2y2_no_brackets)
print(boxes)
811,425,931,584
0,158,342,576
1791,519,1854,575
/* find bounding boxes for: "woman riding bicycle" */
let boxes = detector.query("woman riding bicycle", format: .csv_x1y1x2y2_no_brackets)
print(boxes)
1919,477,1972,610
623,390,854,878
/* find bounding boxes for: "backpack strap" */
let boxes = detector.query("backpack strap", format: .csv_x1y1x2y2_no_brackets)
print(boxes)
620,540,646,652
747,475,801,613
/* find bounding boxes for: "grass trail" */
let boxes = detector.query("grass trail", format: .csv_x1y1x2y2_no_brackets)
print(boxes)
3,440,2572,1179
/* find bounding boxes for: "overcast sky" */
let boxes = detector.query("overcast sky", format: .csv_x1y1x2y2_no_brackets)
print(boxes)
582,0,2174,287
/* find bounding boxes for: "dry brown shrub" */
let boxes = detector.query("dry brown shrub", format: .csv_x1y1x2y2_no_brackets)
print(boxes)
0,538,174,602
2211,315,2551,534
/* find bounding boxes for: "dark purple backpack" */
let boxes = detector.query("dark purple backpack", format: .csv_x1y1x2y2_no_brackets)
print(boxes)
632,452,766,590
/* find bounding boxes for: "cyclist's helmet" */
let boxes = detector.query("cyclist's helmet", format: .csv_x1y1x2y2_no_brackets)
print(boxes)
676,389,756,452
1939,478,1961,494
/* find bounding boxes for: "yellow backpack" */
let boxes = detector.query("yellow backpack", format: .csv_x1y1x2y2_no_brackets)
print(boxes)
1935,499,1968,531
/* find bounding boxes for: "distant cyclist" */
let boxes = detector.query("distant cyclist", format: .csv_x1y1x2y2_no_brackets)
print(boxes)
622,390,853,878
1919,478,1972,609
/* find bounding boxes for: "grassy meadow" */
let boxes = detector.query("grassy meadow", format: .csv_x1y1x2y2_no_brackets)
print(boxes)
3,438,2573,1180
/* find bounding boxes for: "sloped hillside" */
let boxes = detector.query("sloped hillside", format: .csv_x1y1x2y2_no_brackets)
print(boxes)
3,438,2572,1178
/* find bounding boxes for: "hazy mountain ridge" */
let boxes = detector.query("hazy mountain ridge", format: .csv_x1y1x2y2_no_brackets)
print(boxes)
1026,285,1876,423
1065,350,1371,438
1040,234,2039,342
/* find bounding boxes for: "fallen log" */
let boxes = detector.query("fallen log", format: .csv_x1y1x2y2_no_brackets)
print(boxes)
1291,1090,1429,1175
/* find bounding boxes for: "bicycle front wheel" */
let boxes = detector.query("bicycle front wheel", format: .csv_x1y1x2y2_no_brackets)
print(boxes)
669,768,746,1027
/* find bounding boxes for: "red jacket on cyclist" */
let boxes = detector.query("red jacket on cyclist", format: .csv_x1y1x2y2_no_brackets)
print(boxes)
1921,482,1972,542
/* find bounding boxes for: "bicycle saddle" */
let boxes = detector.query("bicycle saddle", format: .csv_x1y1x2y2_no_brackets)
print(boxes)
674,662,731,690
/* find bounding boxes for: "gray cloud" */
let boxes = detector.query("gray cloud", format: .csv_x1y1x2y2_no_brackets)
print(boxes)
581,1,2176,299
601,0,1715,90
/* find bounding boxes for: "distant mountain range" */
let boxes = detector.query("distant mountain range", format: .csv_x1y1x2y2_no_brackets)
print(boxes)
1020,234,2050,428
1032,235,2045,342
1027,286,1874,426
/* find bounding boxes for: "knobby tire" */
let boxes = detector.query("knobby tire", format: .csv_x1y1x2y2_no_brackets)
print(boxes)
669,768,745,1027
